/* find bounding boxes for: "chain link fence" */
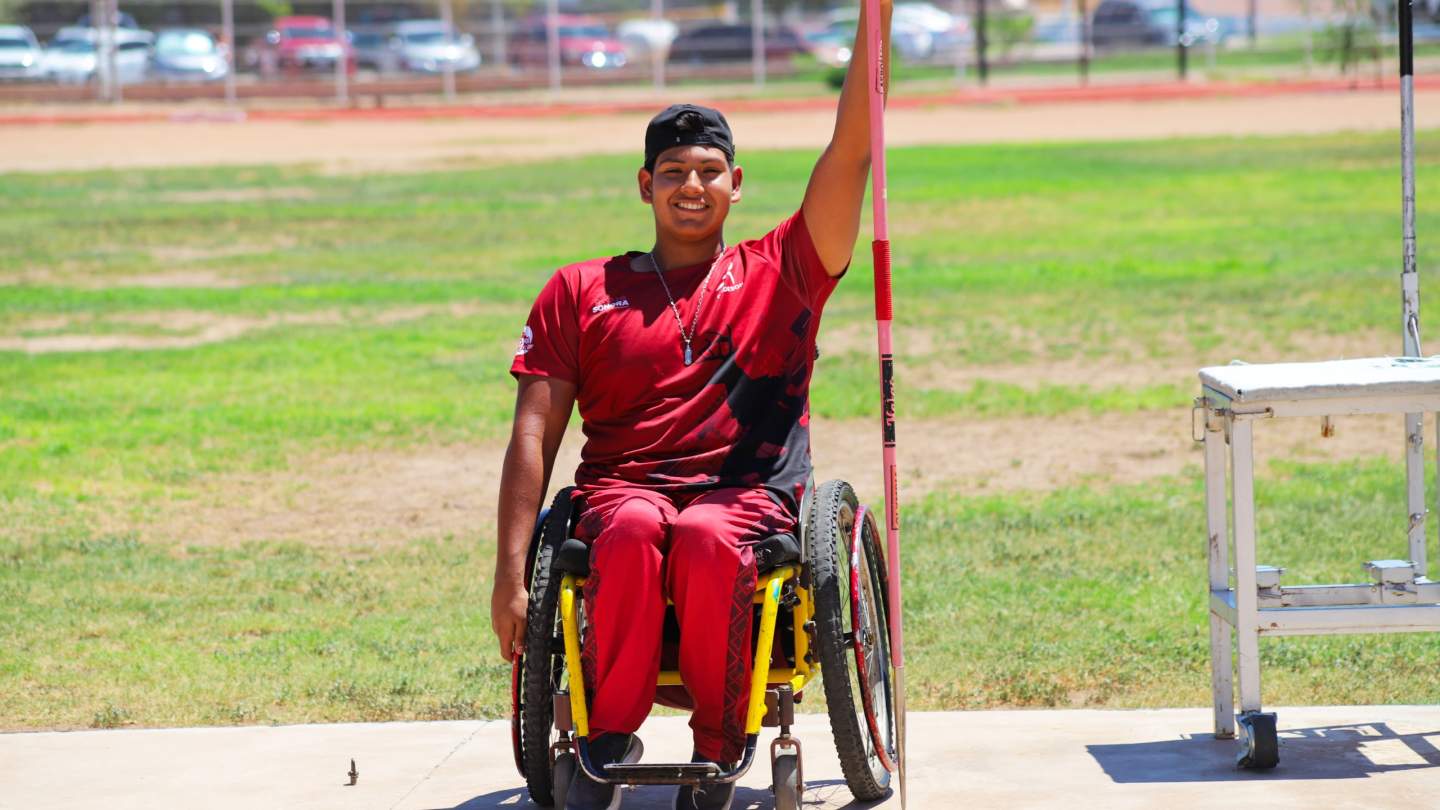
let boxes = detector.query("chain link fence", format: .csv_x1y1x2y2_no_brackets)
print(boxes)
0,0,1432,105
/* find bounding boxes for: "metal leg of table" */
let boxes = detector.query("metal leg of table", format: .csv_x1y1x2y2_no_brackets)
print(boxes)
1407,412,1427,575
1205,417,1235,739
1230,419,1263,714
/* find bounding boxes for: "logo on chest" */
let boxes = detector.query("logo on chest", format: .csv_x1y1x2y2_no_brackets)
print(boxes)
717,263,743,294
590,297,631,314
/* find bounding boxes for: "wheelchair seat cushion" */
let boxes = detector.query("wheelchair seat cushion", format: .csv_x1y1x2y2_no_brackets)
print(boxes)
753,532,801,573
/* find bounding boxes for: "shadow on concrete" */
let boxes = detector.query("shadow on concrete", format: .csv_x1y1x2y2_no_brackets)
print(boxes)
1088,721,1440,783
434,778,886,809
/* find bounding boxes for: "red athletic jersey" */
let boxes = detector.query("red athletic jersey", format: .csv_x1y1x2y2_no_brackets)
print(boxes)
510,210,840,510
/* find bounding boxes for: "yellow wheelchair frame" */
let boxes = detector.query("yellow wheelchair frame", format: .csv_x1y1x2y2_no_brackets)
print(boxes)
560,564,814,741
511,482,896,808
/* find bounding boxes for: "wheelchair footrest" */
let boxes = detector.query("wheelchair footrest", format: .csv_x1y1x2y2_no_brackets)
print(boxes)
604,762,721,782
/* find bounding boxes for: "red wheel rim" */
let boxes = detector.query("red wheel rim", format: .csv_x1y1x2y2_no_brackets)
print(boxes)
850,505,897,773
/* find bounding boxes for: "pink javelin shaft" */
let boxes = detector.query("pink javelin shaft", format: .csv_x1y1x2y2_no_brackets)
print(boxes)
862,0,907,801
864,0,901,674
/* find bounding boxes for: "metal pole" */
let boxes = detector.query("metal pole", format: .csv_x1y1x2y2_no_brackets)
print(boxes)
1078,0,1089,84
861,0,906,804
751,0,765,87
1177,0,1187,79
1399,0,1427,575
89,0,104,101
106,0,121,103
652,0,666,90
221,0,237,105
440,0,457,101
974,0,988,85
1247,0,1257,46
953,0,967,83
546,0,560,92
1301,0,1312,75
333,0,349,104
490,0,507,72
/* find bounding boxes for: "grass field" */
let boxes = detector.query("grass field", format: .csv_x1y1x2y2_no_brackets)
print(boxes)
4,129,1440,729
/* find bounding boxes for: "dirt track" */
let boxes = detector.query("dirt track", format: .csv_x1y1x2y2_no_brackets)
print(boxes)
7,86,1440,174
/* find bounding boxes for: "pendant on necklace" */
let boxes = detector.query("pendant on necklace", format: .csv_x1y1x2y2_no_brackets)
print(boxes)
684,346,693,366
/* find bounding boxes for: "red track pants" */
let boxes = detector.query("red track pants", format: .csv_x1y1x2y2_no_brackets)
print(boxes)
574,485,794,763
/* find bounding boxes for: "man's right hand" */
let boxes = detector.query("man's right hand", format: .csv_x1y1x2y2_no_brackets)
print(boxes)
491,577,530,662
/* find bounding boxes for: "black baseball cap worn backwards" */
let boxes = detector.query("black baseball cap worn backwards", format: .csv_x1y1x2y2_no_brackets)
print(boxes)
644,104,735,172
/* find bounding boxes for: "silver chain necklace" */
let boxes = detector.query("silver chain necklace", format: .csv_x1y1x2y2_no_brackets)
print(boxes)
647,247,726,366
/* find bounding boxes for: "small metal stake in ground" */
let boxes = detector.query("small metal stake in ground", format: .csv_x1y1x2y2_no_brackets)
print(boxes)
862,0,908,805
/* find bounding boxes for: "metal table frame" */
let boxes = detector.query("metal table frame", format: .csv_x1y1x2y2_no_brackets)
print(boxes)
1201,372,1440,763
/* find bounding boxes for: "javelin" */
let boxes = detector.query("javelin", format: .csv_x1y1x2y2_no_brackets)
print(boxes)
860,0,907,805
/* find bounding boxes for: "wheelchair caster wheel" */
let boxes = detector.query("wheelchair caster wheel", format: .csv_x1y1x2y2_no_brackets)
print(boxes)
1236,712,1279,770
771,753,800,810
552,751,576,807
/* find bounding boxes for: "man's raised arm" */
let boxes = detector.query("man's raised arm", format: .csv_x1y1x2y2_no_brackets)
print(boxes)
802,0,893,278
491,374,576,661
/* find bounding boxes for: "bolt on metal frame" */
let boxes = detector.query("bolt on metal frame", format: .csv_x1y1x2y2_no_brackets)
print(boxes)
1198,0,1440,767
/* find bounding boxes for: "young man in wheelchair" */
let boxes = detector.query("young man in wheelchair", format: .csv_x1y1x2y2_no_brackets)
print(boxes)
492,7,890,807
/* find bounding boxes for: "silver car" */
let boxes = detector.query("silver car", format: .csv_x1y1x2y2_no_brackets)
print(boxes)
0,25,43,81
389,20,480,74
41,26,153,84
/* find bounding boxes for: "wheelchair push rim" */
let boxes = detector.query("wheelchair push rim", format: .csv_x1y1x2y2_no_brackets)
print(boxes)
851,504,898,775
808,480,896,802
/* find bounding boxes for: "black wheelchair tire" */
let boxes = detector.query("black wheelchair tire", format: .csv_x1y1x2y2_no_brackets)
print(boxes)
520,487,577,807
807,480,893,802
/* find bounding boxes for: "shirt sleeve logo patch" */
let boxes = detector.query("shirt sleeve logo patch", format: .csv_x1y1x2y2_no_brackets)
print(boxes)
589,297,631,314
515,325,534,356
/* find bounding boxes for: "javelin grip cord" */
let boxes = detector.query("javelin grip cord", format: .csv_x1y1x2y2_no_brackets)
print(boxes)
873,239,893,321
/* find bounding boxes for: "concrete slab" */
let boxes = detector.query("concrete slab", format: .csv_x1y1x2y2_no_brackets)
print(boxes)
3,707,1440,809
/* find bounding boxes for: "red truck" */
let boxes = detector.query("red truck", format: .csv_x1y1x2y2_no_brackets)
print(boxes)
510,15,628,70
247,15,355,76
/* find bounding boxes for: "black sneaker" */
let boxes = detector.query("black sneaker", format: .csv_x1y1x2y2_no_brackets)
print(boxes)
565,733,643,810
672,754,736,810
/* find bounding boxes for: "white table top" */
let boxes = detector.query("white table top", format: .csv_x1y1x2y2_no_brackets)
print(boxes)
1200,356,1440,404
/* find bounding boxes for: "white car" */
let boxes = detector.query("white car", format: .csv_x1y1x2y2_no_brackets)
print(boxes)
829,2,972,61
0,25,43,81
42,26,153,84
390,20,480,74
151,28,229,82
617,18,678,60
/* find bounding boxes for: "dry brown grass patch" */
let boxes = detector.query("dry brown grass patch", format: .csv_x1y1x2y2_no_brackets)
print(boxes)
123,408,1417,548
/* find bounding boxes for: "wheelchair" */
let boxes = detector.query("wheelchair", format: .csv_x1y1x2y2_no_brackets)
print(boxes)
510,480,898,808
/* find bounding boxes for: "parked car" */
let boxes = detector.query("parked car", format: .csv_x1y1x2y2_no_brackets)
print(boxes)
0,25,43,81
73,11,140,29
349,28,393,70
812,16,936,63
617,17,678,60
389,20,480,73
150,28,228,82
667,23,808,65
511,15,628,69
826,2,970,62
804,26,853,68
1091,0,1234,47
247,15,353,75
40,26,152,84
